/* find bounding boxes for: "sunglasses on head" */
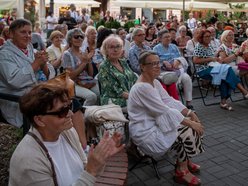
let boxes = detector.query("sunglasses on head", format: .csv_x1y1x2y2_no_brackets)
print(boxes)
73,35,84,39
41,103,72,118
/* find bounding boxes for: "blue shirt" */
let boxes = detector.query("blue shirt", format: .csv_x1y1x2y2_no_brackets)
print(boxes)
128,43,151,75
153,43,181,63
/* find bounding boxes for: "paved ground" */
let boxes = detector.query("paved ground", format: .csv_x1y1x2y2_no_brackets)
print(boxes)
127,86,248,186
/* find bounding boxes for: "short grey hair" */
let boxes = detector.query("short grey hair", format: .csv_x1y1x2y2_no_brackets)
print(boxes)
157,29,169,38
66,28,85,47
132,27,145,37
138,50,157,65
100,35,123,57
179,25,187,32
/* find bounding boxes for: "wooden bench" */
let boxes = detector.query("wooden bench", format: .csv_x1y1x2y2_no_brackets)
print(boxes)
95,149,128,186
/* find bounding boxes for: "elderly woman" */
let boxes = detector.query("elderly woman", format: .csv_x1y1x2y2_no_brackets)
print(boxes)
0,18,54,127
54,24,68,47
128,50,204,186
117,27,130,59
46,30,65,74
62,28,99,106
217,30,242,75
153,29,194,109
98,35,137,108
128,27,151,75
81,26,98,76
176,25,191,55
207,26,221,52
193,29,248,110
9,83,124,185
186,28,202,75
92,28,113,69
1,25,10,41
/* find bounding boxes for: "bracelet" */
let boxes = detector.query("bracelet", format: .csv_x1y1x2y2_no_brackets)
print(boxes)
186,109,192,117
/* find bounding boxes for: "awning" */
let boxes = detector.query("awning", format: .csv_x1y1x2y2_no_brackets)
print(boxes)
112,0,248,11
112,0,230,11
0,0,17,10
45,0,101,6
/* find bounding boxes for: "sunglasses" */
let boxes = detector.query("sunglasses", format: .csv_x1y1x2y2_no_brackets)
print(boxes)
73,35,84,40
42,103,72,118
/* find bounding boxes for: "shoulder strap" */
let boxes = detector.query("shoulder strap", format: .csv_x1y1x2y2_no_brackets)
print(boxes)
27,132,58,186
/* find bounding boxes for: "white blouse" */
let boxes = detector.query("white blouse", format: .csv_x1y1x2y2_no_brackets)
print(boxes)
128,79,185,158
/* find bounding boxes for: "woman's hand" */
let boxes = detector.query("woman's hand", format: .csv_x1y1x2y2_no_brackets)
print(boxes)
121,92,129,99
35,50,48,67
86,131,125,177
163,61,173,70
83,82,96,89
79,52,90,64
189,121,204,136
189,112,201,123
172,60,181,69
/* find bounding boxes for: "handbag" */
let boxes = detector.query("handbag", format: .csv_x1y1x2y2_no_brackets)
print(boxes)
84,104,129,124
46,70,75,98
238,62,248,71
96,120,126,141
158,71,178,85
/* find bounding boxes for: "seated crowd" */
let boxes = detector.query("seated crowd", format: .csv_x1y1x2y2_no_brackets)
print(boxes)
1,14,248,185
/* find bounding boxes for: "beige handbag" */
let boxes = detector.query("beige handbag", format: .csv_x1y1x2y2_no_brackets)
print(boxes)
84,104,129,124
158,71,178,85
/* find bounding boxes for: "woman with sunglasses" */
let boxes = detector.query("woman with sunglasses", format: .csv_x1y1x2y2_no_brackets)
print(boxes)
128,50,204,186
9,83,124,185
98,35,137,109
62,28,100,106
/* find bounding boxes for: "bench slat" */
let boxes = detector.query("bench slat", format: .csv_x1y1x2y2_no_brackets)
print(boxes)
96,177,125,185
100,172,127,180
104,166,128,173
106,161,128,167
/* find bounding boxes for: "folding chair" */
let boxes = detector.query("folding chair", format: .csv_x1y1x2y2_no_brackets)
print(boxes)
128,142,161,179
0,93,30,136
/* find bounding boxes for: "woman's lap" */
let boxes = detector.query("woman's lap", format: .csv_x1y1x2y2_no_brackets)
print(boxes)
170,125,204,162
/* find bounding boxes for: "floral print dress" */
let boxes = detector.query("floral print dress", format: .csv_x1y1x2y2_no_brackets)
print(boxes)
98,59,137,107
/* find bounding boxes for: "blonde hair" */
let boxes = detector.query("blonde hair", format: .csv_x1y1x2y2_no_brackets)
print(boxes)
100,35,123,57
220,30,233,44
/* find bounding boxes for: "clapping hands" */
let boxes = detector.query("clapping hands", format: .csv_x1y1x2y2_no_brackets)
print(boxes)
35,50,48,67
86,131,125,177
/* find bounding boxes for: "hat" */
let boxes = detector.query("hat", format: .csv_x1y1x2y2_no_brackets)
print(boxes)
49,30,63,41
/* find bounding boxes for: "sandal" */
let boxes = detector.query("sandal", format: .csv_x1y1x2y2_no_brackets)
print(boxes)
174,169,201,186
220,103,233,111
188,162,200,173
244,93,248,99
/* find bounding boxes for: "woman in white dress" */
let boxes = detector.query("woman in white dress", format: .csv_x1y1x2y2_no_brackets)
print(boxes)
128,50,204,186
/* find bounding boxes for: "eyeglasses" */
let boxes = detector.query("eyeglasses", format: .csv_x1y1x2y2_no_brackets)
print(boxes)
108,44,122,50
136,33,145,37
203,35,211,38
73,35,84,40
41,103,72,118
162,35,171,39
144,61,161,67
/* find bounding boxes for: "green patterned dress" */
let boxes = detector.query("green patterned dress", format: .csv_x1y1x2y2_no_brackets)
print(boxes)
98,59,138,107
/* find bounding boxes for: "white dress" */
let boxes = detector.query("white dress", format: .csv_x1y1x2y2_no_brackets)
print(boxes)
128,79,186,159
